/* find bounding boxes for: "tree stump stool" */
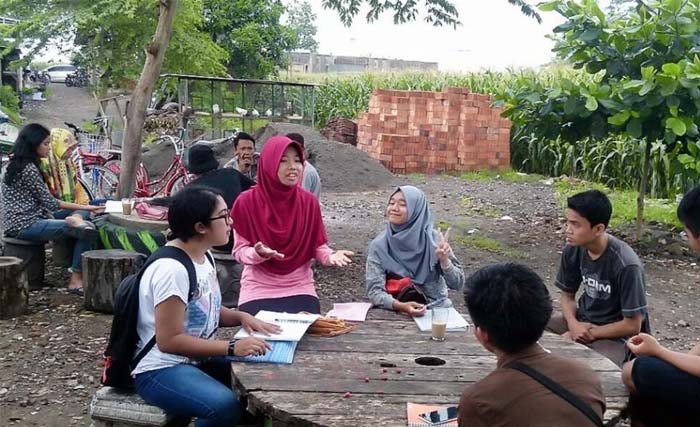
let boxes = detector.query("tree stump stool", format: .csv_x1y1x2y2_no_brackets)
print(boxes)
83,250,146,313
211,250,242,308
2,237,46,290
0,256,28,319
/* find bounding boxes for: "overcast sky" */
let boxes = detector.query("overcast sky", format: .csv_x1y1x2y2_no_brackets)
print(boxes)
305,0,567,71
40,1,574,72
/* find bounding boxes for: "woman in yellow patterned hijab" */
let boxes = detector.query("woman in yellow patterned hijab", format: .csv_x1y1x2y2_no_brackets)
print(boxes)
41,128,90,204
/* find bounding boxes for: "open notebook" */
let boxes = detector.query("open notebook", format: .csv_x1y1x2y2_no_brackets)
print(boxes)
412,308,470,332
227,340,298,364
233,311,320,342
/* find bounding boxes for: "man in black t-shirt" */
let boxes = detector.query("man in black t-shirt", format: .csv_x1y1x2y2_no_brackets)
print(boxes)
186,144,254,252
547,190,649,367
620,186,700,426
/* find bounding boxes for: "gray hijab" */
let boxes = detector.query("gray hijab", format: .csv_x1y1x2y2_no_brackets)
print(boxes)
370,185,439,285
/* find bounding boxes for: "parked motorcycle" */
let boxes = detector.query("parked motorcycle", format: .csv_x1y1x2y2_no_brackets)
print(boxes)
65,70,88,88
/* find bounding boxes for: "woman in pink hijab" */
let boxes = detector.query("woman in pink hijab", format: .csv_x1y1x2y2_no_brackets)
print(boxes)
231,136,354,314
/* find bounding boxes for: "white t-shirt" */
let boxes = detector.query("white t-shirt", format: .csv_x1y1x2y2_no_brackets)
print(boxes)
131,254,221,375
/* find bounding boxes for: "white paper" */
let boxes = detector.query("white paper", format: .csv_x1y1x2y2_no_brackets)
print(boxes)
104,200,123,213
326,302,372,322
234,310,320,342
412,308,470,332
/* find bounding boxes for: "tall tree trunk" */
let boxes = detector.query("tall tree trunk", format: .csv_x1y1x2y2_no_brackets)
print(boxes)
117,0,179,198
636,139,652,241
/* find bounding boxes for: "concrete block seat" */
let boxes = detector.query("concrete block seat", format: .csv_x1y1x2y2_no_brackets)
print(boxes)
89,387,175,427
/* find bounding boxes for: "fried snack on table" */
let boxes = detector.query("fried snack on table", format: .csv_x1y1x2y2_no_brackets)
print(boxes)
308,316,355,337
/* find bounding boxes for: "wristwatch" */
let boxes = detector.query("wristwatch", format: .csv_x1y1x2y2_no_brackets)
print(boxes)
227,338,237,356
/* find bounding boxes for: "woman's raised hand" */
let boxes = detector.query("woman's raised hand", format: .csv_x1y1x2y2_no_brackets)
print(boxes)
436,227,452,267
329,250,354,267
254,241,285,260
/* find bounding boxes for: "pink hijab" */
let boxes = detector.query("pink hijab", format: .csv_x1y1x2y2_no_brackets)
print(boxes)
232,136,327,275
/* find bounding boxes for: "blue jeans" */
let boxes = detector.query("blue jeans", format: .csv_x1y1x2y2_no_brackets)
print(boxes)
134,357,242,427
16,210,92,273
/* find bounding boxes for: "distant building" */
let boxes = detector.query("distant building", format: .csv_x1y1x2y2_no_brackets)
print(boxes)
288,52,438,74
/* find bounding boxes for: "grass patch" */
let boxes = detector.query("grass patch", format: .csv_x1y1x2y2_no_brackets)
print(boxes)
459,196,500,218
42,86,53,99
408,173,426,183
460,169,546,184
437,220,451,231
553,178,680,229
460,196,473,209
458,235,526,259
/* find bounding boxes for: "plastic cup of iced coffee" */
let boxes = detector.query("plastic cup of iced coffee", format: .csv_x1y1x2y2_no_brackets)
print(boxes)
431,308,449,341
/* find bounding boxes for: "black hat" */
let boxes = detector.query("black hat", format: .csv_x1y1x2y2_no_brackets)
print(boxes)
188,144,219,175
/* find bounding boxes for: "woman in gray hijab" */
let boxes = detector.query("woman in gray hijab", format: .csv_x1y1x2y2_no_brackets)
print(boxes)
365,185,466,316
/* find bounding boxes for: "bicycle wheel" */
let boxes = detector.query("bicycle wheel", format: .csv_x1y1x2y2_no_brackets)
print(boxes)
77,177,95,201
82,165,120,200
166,174,188,196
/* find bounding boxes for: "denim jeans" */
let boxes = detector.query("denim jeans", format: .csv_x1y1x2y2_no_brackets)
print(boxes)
16,210,92,272
134,357,242,427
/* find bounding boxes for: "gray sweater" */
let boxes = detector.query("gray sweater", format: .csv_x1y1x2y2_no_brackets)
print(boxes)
365,245,466,310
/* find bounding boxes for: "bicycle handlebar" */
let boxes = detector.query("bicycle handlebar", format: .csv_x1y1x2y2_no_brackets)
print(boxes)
64,122,82,134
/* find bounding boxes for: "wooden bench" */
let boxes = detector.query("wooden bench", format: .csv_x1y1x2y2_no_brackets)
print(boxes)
89,387,177,427
2,236,45,290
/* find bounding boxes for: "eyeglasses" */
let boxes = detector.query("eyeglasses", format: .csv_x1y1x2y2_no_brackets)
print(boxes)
210,212,231,224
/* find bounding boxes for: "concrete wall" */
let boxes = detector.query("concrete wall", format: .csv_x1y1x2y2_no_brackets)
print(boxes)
288,52,438,74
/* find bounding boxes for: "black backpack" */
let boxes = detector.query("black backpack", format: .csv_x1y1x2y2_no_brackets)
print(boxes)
101,246,213,389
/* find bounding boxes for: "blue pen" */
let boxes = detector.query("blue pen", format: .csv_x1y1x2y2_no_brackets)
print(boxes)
425,298,447,309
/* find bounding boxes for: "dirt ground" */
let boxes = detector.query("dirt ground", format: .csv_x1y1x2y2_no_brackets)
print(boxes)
2,88,700,426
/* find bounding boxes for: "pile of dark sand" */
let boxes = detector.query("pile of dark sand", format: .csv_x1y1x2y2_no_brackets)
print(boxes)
251,122,395,192
142,123,395,193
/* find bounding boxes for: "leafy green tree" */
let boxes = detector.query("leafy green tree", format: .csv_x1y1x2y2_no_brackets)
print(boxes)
321,0,542,27
0,0,228,88
606,0,637,17
203,0,297,78
509,0,700,237
286,0,319,52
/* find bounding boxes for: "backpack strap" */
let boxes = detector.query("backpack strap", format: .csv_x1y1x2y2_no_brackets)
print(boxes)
505,361,603,427
130,246,214,367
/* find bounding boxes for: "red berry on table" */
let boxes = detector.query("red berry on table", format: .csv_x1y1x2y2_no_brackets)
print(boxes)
396,369,402,374
343,392,352,398
364,377,370,383
382,368,387,373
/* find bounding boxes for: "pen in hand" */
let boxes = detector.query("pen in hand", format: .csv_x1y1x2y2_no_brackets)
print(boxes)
425,298,447,309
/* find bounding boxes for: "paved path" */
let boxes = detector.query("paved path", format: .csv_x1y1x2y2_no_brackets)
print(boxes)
22,83,98,129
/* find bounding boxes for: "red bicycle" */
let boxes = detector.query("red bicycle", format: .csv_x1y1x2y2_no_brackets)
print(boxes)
87,129,194,199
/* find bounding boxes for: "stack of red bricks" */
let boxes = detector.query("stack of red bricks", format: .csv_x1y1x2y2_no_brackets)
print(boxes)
321,117,358,146
356,87,511,174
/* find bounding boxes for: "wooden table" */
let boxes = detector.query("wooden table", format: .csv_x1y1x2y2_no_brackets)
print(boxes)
232,309,628,427
106,213,168,232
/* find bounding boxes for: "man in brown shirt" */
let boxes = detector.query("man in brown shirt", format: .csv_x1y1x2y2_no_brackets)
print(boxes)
459,263,606,427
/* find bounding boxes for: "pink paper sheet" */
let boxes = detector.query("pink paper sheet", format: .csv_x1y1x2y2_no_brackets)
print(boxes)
326,302,372,322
